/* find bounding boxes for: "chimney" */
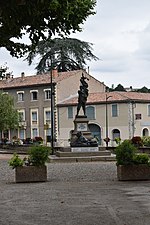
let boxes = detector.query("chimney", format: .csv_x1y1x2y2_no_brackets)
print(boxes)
21,72,25,78
52,68,58,78
6,73,10,79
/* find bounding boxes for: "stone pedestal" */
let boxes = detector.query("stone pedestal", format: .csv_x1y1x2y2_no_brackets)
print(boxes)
71,115,93,140
71,147,99,152
70,115,98,151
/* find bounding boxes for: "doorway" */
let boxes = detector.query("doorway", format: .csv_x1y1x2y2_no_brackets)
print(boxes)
88,124,101,145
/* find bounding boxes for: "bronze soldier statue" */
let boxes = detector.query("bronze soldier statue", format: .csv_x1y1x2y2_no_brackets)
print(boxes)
76,73,89,116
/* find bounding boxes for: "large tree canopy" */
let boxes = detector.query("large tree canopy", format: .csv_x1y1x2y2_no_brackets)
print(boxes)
137,86,150,93
0,0,96,57
26,37,99,73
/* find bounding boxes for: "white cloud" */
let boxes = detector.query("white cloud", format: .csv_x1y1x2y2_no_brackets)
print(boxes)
1,0,150,88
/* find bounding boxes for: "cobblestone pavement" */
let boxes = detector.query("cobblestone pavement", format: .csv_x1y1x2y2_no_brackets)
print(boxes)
0,156,150,225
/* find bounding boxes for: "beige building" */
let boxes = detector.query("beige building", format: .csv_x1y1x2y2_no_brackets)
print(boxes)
57,91,150,147
54,69,106,102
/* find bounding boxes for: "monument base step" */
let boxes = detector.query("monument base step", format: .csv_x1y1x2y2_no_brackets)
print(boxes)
56,150,111,157
49,154,116,163
55,146,108,152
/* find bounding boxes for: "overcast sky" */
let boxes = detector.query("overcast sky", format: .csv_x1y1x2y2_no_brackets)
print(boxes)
1,0,150,88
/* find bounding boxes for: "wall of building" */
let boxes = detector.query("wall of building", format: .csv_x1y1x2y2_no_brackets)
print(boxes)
57,71,106,103
134,103,150,137
57,101,150,147
3,84,53,143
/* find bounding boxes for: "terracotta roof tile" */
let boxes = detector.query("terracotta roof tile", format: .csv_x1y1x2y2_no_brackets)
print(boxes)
0,69,105,89
54,70,82,82
0,73,51,89
0,70,82,89
58,91,150,105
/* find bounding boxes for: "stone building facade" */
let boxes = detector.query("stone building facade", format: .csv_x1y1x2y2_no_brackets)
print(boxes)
57,91,150,147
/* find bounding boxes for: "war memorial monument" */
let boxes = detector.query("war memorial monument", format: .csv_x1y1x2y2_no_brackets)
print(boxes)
70,73,98,152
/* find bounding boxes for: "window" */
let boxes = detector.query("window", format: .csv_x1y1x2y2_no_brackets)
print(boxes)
2,92,8,95
18,110,26,128
30,90,38,100
18,111,24,122
46,128,51,142
135,114,141,120
32,92,37,100
47,128,51,136
143,128,149,137
44,108,51,124
32,128,38,138
68,106,73,118
45,111,51,124
32,111,38,124
17,91,24,102
18,110,25,123
112,104,118,117
19,129,25,140
18,112,24,122
112,129,120,140
44,89,51,100
86,106,95,120
148,105,150,116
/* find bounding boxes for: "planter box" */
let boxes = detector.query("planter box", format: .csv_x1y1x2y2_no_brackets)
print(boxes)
117,164,150,181
15,165,47,183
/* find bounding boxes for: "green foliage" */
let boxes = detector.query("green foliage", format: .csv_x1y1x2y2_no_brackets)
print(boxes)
133,154,150,165
109,84,126,92
115,139,150,166
0,92,19,131
9,153,24,169
26,37,99,73
115,140,137,165
142,136,150,147
9,146,51,169
114,137,121,145
0,0,96,57
137,86,150,93
28,146,51,166
0,66,8,79
114,84,126,92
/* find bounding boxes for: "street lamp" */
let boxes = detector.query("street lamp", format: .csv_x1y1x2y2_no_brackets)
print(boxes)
50,67,54,154
105,94,112,149
46,58,56,155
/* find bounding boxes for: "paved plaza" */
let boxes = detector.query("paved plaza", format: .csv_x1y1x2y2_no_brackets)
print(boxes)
0,154,150,225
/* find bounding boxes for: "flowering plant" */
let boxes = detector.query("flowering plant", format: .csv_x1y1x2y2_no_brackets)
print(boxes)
33,136,43,144
131,136,143,147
